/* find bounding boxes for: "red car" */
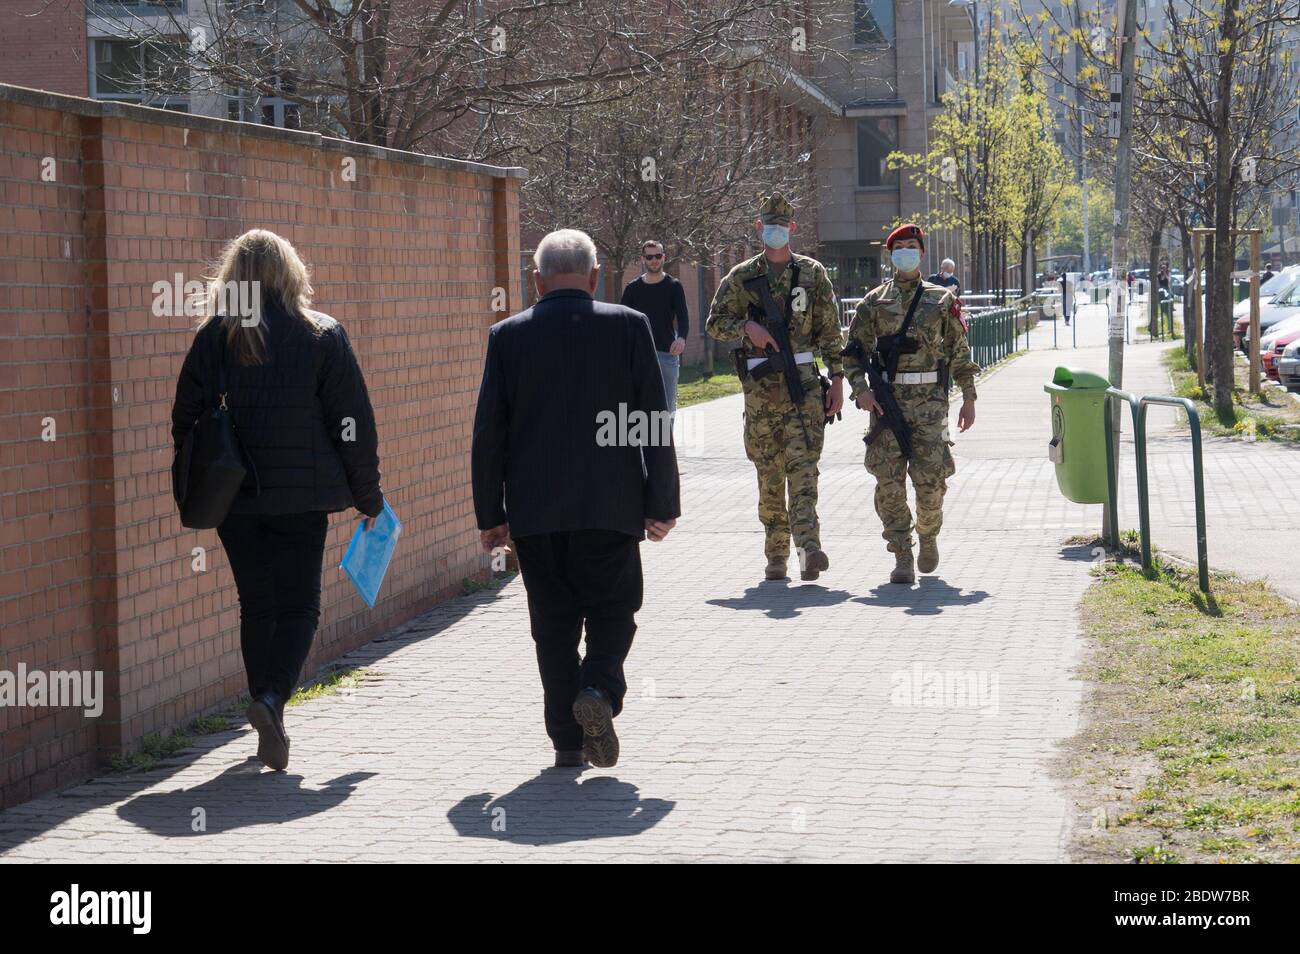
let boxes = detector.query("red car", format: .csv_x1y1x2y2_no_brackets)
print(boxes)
1264,328,1300,381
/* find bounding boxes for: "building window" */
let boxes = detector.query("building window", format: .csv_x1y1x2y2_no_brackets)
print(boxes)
854,0,895,47
857,117,899,189
90,37,189,109
227,75,302,129
88,1,185,10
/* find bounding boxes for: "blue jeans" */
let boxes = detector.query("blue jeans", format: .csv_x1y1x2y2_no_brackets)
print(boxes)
657,351,680,415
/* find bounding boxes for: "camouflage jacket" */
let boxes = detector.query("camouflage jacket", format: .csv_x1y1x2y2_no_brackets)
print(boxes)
705,252,844,377
844,276,979,402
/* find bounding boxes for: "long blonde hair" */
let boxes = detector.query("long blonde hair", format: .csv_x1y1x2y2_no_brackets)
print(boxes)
199,229,318,365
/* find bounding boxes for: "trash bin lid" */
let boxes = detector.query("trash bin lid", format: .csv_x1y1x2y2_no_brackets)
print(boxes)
1051,366,1110,389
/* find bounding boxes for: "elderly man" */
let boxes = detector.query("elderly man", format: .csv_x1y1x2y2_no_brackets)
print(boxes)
927,258,962,296
472,229,680,769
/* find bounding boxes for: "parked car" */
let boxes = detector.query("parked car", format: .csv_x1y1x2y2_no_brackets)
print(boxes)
1279,338,1300,392
1262,326,1300,381
1236,274,1300,351
1232,263,1300,320
1247,312,1300,365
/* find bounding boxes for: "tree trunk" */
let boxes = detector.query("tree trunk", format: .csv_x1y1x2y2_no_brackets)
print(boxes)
1208,1,1239,420
1180,224,1194,359
1147,217,1164,336
1210,136,1236,420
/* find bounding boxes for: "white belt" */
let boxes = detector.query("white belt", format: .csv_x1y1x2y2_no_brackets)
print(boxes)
888,371,940,384
748,351,814,371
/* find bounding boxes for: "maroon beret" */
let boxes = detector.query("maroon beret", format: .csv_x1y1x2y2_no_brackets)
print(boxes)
886,223,925,250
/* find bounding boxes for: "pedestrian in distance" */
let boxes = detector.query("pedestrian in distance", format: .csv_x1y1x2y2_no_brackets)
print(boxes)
928,258,962,297
620,240,690,415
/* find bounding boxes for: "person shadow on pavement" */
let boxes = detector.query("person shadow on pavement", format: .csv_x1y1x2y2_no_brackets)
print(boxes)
447,771,674,845
852,576,990,616
707,581,855,620
115,760,374,836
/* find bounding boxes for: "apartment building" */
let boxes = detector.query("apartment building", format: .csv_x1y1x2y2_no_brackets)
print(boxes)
0,0,300,126
805,0,976,300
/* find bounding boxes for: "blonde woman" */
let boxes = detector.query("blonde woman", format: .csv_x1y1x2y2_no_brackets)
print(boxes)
171,230,383,771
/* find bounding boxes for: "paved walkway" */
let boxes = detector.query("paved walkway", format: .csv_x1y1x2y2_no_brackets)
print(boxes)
2,306,1296,862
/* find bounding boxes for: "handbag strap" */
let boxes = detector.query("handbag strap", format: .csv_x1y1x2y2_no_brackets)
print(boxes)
210,321,262,497
215,324,230,411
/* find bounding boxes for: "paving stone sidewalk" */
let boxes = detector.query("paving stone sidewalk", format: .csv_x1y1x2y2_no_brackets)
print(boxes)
1,306,1294,862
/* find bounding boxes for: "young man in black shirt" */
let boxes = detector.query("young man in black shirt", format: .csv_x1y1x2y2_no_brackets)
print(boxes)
620,240,690,413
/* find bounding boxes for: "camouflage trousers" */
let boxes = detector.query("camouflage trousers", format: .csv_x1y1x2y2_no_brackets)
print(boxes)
864,393,956,553
742,371,826,560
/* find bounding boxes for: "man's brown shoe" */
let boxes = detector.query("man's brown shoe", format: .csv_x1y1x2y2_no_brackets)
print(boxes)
572,687,619,768
918,536,940,574
553,750,587,768
890,550,916,585
765,556,788,580
800,548,830,581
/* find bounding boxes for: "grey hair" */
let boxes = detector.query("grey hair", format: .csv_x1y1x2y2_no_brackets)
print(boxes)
534,229,598,278
941,258,956,269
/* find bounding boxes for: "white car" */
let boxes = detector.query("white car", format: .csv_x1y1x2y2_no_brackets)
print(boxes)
1240,280,1300,353
1260,313,1300,352
1233,264,1300,319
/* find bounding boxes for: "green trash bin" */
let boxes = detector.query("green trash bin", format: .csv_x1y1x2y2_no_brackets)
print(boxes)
1044,366,1110,504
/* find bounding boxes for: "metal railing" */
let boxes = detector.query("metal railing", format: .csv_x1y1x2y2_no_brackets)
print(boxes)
1103,387,1209,593
840,298,862,330
967,306,1017,366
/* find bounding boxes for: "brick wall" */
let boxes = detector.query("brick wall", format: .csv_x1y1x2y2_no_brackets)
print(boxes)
0,1,89,98
0,84,523,808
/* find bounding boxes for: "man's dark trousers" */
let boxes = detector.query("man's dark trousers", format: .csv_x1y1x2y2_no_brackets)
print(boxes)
513,529,643,751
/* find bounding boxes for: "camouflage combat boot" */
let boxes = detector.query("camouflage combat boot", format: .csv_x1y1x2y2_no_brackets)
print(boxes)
917,536,940,574
765,555,788,580
800,548,830,582
890,549,916,585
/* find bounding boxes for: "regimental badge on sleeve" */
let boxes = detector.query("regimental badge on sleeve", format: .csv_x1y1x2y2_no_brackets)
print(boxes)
950,296,967,332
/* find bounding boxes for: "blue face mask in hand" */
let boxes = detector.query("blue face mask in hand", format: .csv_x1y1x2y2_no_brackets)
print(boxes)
762,225,790,249
890,247,922,273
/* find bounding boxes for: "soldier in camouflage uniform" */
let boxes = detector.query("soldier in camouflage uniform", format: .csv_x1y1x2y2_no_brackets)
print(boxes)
706,192,845,581
843,224,979,584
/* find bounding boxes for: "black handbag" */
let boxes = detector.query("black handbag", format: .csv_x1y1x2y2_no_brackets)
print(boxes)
173,330,258,529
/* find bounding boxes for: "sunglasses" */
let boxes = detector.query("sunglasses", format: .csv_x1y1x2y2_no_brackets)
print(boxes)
644,253,664,260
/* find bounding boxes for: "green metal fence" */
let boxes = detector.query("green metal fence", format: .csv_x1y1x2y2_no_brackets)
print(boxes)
1103,387,1209,593
966,306,1018,367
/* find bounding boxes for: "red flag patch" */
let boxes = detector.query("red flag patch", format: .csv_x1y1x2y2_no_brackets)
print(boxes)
950,296,967,331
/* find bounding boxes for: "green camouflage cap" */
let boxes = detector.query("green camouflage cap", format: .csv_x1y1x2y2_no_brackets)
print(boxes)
758,191,794,226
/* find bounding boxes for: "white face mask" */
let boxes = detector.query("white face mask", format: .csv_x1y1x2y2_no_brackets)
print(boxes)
891,247,921,273
762,224,790,249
